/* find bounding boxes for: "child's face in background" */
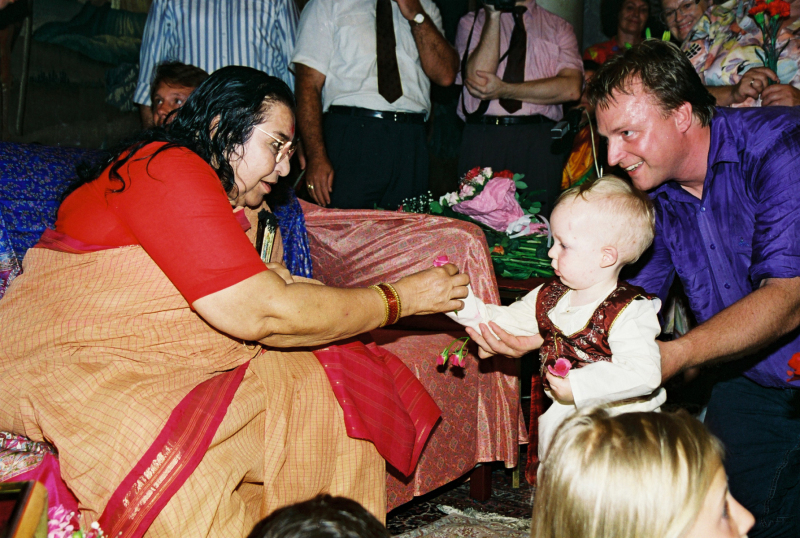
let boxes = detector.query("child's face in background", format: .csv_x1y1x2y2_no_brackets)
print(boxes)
548,198,609,290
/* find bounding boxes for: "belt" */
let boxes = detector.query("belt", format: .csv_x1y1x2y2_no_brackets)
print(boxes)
465,114,551,126
328,105,426,124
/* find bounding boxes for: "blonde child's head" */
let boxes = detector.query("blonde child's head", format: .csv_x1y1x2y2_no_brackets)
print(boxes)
531,408,725,538
556,176,654,265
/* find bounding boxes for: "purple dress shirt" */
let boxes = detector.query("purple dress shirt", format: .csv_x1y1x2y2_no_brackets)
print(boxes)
630,107,800,389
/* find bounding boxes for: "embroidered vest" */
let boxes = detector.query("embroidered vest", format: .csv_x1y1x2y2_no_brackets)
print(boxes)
535,279,653,376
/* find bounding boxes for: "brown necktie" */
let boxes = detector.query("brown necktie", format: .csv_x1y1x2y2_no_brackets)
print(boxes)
499,6,527,113
376,0,403,103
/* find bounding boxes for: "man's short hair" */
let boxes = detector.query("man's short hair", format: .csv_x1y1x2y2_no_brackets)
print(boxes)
557,175,655,265
246,495,390,538
149,61,209,105
586,40,716,127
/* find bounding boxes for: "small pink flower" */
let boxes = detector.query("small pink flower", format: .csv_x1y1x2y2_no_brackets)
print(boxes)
459,184,475,198
437,353,446,366
433,255,450,267
449,353,460,365
547,358,572,378
481,167,493,179
473,174,486,186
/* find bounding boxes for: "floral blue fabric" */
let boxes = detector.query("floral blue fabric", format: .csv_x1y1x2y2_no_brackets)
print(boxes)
0,142,311,300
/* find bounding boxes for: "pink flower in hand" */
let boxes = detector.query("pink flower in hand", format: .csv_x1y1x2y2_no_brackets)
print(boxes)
433,255,450,267
452,177,524,232
547,358,572,378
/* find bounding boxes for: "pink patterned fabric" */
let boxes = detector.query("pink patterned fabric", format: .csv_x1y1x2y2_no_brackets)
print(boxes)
302,201,526,510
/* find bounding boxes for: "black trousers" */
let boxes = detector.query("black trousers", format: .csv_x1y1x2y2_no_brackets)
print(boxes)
458,121,564,216
324,113,429,210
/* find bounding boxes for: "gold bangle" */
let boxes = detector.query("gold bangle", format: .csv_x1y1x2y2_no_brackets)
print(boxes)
369,283,402,327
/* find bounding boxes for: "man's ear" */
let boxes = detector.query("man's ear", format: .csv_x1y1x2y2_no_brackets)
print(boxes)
600,245,618,268
673,102,694,133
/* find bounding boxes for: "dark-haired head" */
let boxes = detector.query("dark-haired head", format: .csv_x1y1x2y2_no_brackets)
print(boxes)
586,39,715,126
246,495,390,538
149,61,209,106
69,66,295,203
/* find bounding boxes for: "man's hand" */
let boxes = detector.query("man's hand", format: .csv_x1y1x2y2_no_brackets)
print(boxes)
465,321,543,358
761,83,800,107
546,371,574,403
305,156,335,207
730,67,778,104
465,70,506,101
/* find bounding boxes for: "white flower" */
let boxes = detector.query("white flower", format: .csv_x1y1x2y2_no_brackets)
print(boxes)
481,167,493,179
473,174,486,186
441,192,460,206
91,522,100,530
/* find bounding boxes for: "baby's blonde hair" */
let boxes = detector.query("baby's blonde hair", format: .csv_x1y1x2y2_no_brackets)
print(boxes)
556,176,655,265
531,408,724,538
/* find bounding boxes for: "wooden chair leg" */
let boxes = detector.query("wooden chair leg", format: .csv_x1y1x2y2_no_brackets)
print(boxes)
469,463,492,501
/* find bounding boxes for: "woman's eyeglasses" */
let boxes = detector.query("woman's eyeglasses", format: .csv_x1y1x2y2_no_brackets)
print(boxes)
254,126,297,163
660,0,701,24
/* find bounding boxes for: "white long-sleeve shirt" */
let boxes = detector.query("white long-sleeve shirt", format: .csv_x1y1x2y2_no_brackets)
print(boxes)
448,282,666,459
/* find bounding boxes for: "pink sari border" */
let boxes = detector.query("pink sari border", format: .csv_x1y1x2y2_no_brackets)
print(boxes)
98,362,250,538
35,229,117,254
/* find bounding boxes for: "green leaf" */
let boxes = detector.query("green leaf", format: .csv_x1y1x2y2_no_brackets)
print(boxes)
430,201,443,213
514,181,528,190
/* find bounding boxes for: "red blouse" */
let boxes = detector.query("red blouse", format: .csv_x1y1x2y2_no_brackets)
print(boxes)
56,142,266,304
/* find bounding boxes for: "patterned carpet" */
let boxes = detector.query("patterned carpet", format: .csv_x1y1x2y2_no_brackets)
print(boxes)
386,446,534,535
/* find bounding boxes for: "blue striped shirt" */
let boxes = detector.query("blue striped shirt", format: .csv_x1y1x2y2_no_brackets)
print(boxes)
134,0,299,106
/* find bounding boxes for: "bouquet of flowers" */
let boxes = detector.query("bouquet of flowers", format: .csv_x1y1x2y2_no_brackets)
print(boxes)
749,0,791,80
401,167,554,280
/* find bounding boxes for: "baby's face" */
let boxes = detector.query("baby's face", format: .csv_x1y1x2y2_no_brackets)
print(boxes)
548,200,609,290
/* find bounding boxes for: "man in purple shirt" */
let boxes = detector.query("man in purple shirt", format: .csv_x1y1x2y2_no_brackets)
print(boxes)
586,40,800,538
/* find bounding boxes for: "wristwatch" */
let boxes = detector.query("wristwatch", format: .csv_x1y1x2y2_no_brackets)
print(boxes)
412,12,425,25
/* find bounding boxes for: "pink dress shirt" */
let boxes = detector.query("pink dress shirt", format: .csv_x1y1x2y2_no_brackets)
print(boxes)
455,0,582,122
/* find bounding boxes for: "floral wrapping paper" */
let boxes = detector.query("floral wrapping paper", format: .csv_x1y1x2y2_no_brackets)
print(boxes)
684,0,800,107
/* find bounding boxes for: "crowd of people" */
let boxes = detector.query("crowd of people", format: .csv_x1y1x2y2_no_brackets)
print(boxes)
1,0,799,537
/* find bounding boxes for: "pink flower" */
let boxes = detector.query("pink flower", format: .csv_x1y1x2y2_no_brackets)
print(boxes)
547,358,572,378
459,184,475,198
480,167,493,179
433,255,450,267
452,177,524,232
437,353,446,366
473,174,486,186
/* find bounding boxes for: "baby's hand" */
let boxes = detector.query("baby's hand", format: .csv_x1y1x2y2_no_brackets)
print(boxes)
546,371,574,404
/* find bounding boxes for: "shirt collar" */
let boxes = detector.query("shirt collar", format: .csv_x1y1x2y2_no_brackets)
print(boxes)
707,108,740,168
651,108,738,203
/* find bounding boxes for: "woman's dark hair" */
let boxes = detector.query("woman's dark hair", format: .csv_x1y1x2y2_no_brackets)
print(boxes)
66,66,295,201
587,39,716,126
246,495,390,538
600,0,651,39
601,0,625,38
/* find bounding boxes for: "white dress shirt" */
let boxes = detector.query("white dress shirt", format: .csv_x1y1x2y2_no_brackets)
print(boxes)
292,0,445,115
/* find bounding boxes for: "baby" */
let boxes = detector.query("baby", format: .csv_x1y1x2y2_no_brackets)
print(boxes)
448,175,665,469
